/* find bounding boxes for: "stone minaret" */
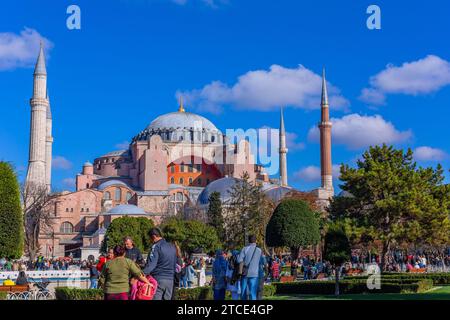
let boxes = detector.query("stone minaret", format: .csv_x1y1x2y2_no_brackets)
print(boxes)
26,43,50,190
319,68,333,192
279,107,288,187
45,92,53,191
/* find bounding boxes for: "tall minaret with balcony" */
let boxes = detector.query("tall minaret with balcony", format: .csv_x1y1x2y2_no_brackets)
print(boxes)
279,107,288,187
26,43,50,190
319,68,333,193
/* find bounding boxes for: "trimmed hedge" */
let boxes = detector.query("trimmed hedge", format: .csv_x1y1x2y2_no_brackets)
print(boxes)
177,287,214,300
0,291,7,300
55,285,278,300
346,273,450,286
55,288,104,300
272,279,433,295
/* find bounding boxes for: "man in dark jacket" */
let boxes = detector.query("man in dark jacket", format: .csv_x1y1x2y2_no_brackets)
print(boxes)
124,236,145,267
143,228,177,300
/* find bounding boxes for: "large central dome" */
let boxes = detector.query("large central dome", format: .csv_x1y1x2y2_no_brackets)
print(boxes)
131,104,223,144
148,111,219,132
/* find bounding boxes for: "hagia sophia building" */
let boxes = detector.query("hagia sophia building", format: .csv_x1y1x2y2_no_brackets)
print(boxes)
25,45,334,259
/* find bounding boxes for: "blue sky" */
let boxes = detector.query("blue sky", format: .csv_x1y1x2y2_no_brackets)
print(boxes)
0,0,449,192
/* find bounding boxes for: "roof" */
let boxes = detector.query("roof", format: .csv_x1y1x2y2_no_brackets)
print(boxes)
104,204,147,216
97,179,130,191
34,43,47,75
148,111,219,132
197,177,240,206
100,150,130,158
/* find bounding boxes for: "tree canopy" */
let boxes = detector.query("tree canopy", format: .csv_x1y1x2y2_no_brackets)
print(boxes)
226,172,274,250
161,217,221,254
102,216,154,253
329,144,450,267
0,162,24,259
266,198,320,258
323,224,351,266
207,191,225,243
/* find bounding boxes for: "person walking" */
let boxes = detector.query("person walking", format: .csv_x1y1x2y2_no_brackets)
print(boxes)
212,250,228,300
237,235,262,300
88,262,99,289
185,260,197,288
99,245,150,300
257,252,268,300
172,241,184,300
143,228,177,300
226,250,241,300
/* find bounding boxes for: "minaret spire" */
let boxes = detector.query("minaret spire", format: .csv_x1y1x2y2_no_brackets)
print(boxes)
26,43,50,191
279,107,288,187
319,67,333,193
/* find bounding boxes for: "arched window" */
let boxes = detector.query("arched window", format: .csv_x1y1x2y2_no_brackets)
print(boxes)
115,187,121,201
211,135,215,142
103,191,111,200
170,165,175,173
170,177,175,184
179,178,184,185
180,163,185,173
60,222,74,234
176,192,184,201
189,178,193,185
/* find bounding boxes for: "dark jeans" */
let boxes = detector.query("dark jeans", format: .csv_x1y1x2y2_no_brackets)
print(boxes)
153,278,174,300
214,288,226,300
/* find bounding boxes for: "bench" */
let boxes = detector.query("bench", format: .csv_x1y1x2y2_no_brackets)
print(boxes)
0,285,29,292
409,268,427,273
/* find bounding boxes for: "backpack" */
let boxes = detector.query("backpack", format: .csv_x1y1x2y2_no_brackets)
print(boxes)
131,275,158,301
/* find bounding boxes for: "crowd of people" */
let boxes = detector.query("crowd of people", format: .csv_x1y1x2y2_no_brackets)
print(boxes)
2,230,450,300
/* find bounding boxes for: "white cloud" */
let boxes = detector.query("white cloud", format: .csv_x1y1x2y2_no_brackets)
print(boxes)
178,64,349,113
414,146,448,162
52,156,73,170
0,28,52,71
294,164,341,183
115,141,130,149
286,132,306,151
360,55,450,105
62,178,75,189
294,166,321,182
308,114,412,150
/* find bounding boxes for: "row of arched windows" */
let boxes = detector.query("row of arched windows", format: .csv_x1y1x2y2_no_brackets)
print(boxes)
103,188,133,202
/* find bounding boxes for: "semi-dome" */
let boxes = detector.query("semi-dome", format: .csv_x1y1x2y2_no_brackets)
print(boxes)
105,204,146,215
97,179,130,191
148,111,219,132
197,178,296,206
197,177,240,206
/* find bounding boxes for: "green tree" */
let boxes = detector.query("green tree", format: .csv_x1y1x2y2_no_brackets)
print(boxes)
207,192,225,243
102,217,154,253
0,162,24,259
161,217,221,255
323,225,351,296
227,172,273,250
329,144,450,269
266,199,321,260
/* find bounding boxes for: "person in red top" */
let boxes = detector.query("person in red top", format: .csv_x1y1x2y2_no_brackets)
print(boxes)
97,248,114,273
271,260,280,281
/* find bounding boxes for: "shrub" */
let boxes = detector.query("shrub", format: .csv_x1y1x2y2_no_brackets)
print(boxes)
271,279,433,295
345,273,450,286
263,284,277,297
55,288,104,300
0,291,7,300
176,287,213,300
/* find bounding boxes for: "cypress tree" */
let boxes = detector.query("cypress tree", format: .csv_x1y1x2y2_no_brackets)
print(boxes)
0,162,24,258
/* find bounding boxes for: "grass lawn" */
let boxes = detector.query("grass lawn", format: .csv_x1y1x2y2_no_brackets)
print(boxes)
265,286,450,300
